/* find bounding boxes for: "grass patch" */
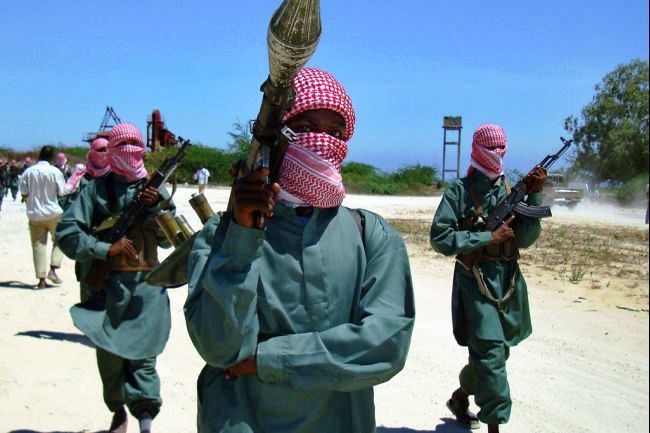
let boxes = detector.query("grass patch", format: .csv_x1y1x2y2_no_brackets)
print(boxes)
387,218,649,291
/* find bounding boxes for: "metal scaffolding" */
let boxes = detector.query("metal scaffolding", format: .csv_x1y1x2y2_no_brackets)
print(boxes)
442,116,462,182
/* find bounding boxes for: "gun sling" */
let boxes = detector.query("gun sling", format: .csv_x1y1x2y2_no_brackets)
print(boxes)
456,177,519,312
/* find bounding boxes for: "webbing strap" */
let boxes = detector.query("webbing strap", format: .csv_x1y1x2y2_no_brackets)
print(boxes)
471,262,518,314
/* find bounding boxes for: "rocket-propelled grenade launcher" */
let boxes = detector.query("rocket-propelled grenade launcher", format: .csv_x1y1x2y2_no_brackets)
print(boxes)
144,0,321,288
232,0,322,229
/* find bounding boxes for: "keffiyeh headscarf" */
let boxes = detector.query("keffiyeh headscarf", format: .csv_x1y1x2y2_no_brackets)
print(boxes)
107,123,148,182
277,67,355,208
64,163,86,194
86,137,110,178
468,123,508,180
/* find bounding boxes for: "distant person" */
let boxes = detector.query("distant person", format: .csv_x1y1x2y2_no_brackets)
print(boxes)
63,163,86,195
56,123,176,433
62,137,112,209
19,145,67,288
86,137,111,179
430,124,547,433
7,160,20,201
0,158,6,211
645,183,650,224
18,156,33,175
55,152,73,180
63,138,111,303
193,163,210,194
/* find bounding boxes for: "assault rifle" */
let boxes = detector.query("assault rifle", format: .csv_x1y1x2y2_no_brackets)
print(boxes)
484,137,573,231
84,137,192,291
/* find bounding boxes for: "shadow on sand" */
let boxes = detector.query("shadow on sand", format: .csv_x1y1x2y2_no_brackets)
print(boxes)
9,431,106,433
0,280,42,290
15,330,95,348
378,418,467,433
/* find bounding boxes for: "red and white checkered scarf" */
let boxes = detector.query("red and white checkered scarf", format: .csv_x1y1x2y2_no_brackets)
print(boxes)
107,123,148,182
64,163,86,194
277,68,355,208
468,123,508,180
86,137,110,178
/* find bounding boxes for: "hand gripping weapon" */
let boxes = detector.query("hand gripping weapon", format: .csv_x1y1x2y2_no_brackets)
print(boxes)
228,0,322,229
144,0,321,288
84,137,191,291
484,137,574,231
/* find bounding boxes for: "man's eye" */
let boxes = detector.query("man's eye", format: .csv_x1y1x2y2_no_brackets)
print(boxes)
329,130,343,139
297,126,312,133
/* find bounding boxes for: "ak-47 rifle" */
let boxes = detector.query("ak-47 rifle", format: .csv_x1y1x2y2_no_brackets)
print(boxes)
456,137,573,271
84,137,192,291
483,137,574,231
229,0,322,229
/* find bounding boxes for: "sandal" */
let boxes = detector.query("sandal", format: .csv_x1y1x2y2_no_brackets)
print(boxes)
446,394,480,430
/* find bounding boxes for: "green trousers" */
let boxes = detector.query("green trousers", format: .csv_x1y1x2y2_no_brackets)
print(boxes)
96,347,162,418
459,336,511,425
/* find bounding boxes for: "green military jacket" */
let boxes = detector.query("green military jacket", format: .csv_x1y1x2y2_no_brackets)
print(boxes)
184,204,415,433
56,173,175,359
430,171,542,346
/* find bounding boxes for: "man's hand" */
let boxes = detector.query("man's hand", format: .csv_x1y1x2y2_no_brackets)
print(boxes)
524,166,548,193
491,215,515,244
107,237,138,258
224,355,257,380
138,186,160,208
233,167,280,229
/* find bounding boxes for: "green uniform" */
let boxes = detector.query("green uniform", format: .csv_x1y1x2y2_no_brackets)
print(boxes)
56,173,175,418
61,172,99,302
185,204,415,433
430,171,542,425
0,167,6,207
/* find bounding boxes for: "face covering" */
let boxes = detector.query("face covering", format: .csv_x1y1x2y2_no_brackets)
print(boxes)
108,144,147,182
107,123,148,182
86,138,110,177
276,132,348,208
276,67,355,208
468,123,508,180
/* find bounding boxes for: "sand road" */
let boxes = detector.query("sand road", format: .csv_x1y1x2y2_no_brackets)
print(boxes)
0,186,647,433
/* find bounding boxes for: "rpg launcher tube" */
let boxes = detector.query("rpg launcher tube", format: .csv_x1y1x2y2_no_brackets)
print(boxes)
189,193,215,224
156,210,185,247
175,215,195,239
267,0,321,88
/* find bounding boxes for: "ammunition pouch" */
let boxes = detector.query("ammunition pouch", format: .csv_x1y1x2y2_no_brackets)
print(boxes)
456,178,519,312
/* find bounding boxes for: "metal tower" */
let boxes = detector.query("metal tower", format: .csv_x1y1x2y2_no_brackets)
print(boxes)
83,106,122,143
442,116,462,182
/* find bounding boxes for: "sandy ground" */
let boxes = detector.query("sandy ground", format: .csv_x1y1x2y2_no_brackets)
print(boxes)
0,186,648,433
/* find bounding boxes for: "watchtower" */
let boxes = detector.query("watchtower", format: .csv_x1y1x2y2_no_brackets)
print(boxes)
442,116,462,182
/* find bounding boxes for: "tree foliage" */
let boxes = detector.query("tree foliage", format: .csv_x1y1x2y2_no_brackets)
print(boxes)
564,59,649,183
226,119,252,160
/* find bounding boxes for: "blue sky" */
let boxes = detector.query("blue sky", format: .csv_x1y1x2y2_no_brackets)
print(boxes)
1,0,648,174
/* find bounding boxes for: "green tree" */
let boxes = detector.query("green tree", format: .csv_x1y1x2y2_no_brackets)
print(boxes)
227,119,252,160
564,59,649,183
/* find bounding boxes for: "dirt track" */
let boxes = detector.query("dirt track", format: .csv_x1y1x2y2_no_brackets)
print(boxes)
0,186,647,433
